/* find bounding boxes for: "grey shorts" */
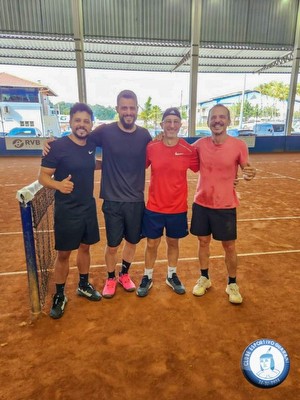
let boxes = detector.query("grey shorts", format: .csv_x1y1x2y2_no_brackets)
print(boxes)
190,203,237,241
102,200,145,247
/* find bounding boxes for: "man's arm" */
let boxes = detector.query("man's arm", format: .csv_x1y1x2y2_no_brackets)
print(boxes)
38,166,74,194
189,147,200,172
95,159,102,170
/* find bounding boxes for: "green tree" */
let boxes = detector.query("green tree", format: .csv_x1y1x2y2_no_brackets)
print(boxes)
229,100,256,124
54,101,73,115
90,105,116,120
149,105,163,127
139,97,153,127
255,81,289,101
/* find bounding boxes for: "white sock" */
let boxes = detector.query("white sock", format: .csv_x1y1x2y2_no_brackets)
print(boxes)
168,266,177,278
144,268,153,279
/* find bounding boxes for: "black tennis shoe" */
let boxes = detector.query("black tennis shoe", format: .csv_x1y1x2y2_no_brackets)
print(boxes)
77,282,102,301
50,294,68,319
136,275,153,297
166,273,186,294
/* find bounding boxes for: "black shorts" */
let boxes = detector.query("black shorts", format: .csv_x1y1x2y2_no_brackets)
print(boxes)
190,203,237,241
102,200,145,247
54,199,100,251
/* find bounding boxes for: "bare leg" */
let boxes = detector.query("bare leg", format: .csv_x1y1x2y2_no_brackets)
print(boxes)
105,244,120,273
165,237,179,267
54,250,71,284
145,237,161,268
222,240,237,278
76,243,90,274
197,235,211,269
122,240,136,264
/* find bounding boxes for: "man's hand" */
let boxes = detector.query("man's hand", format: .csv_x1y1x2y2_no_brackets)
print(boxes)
42,137,55,156
58,175,74,194
242,164,256,181
153,131,163,141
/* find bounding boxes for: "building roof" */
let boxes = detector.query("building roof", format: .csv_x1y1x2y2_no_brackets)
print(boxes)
0,0,299,74
0,72,57,96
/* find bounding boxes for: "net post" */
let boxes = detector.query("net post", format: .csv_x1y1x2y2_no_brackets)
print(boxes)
19,200,41,316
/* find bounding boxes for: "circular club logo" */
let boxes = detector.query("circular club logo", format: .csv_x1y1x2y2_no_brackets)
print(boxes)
12,139,24,148
241,339,290,388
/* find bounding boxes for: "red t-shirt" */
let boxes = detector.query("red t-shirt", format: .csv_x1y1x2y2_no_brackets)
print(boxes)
193,136,249,209
146,138,199,213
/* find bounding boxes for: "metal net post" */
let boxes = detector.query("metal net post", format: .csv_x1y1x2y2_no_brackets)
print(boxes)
19,201,41,316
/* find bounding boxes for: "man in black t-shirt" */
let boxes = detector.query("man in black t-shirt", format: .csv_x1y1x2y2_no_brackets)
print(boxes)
89,90,152,298
39,103,101,319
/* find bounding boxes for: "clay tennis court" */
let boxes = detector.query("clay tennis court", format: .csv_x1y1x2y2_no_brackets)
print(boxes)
0,152,299,400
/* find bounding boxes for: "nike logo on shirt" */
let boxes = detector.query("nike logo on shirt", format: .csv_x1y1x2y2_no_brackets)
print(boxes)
88,150,94,154
175,152,184,156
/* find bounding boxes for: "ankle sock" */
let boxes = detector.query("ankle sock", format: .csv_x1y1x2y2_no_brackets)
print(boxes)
121,260,131,275
201,269,209,279
228,276,236,285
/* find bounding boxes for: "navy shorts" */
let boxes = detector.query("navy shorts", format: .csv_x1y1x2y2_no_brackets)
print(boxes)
54,198,100,251
190,203,237,241
102,200,145,247
142,209,189,239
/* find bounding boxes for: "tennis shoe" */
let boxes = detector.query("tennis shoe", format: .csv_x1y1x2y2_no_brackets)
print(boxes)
102,278,117,298
166,273,186,294
118,273,136,292
77,282,102,301
192,276,212,296
50,294,68,319
226,283,243,304
136,275,153,297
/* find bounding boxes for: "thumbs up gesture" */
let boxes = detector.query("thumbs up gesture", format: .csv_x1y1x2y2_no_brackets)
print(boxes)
59,174,74,194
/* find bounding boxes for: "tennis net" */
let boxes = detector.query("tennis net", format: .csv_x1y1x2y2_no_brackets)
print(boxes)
16,181,55,315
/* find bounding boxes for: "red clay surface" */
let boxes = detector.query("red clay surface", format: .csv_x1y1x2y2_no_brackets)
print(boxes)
0,153,299,400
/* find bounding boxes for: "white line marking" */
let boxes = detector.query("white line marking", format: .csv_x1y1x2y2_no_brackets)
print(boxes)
2,249,300,277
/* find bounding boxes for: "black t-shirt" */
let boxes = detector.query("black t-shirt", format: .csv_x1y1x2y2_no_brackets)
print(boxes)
41,136,96,209
89,122,152,202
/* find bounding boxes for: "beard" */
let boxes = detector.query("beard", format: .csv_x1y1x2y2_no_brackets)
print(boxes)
119,115,137,130
72,128,89,140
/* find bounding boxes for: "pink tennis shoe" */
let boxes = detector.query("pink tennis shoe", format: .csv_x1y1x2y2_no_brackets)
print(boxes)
102,278,117,298
118,273,136,292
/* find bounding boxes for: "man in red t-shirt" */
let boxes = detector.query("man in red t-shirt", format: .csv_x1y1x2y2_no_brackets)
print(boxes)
136,108,199,297
190,104,256,304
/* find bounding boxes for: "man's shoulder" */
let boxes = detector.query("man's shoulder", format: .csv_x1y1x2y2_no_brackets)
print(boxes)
228,134,247,148
192,136,209,148
92,122,117,133
135,124,152,136
49,136,68,149
147,139,161,149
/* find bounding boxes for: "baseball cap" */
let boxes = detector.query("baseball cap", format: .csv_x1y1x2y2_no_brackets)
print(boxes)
162,107,181,121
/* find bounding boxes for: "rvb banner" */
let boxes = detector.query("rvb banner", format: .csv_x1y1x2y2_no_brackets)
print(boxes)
5,137,50,150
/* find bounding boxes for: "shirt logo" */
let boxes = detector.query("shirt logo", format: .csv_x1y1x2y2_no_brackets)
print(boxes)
88,150,94,154
175,152,184,156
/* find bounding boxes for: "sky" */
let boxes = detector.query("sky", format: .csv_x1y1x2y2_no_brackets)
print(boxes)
0,64,293,111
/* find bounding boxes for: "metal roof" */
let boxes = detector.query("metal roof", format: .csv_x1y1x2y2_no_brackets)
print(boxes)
0,0,299,74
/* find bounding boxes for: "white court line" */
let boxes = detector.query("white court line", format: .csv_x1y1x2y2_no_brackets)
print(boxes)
2,248,300,277
238,216,300,222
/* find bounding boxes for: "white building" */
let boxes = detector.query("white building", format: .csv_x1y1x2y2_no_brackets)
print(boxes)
0,72,60,136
